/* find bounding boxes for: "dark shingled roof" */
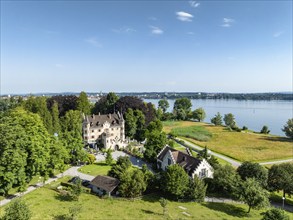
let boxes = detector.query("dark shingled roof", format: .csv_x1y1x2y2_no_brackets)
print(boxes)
90,175,120,193
158,146,202,176
85,113,123,127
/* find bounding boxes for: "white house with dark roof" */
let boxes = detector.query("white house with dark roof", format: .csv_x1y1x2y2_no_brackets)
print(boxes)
82,112,127,150
157,146,214,179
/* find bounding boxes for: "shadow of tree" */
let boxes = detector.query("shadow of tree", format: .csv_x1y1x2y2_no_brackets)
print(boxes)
259,136,293,143
141,209,161,216
55,193,74,202
202,203,249,218
52,214,68,220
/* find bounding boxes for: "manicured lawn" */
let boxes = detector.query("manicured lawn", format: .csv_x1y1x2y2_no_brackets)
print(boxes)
2,177,289,220
163,121,293,162
78,161,112,176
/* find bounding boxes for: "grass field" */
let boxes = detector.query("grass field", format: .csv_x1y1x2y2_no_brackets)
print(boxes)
78,161,112,176
163,121,293,162
2,177,289,220
170,126,212,141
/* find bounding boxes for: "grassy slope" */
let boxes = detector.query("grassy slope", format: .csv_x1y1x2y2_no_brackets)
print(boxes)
1,178,285,220
78,162,112,176
163,121,293,162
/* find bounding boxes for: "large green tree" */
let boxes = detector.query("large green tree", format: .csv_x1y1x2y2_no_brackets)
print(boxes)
144,130,167,162
119,169,147,198
192,108,206,122
210,112,223,126
268,163,293,197
163,164,189,199
282,118,293,139
237,161,268,188
224,113,236,128
51,101,61,135
124,108,137,139
262,208,289,220
77,91,91,115
186,176,207,202
239,178,269,213
92,92,119,114
134,110,146,142
61,110,87,164
158,99,169,113
173,98,192,120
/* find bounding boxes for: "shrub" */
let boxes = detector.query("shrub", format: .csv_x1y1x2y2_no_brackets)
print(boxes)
262,208,289,220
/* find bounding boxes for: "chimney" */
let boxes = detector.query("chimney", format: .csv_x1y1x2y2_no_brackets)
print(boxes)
92,114,95,120
109,114,111,119
99,112,100,116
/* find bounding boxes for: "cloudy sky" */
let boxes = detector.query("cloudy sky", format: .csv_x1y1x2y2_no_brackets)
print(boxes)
1,0,292,94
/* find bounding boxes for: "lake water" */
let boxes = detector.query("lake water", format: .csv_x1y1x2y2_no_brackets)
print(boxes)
145,99,293,136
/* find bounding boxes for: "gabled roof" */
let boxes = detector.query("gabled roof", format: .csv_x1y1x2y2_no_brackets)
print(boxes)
157,145,202,176
90,175,120,193
84,113,123,127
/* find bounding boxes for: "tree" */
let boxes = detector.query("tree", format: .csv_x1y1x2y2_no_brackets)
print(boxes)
239,178,269,213
124,108,137,139
237,161,268,188
51,101,61,135
47,95,78,117
92,92,119,114
192,108,206,122
173,98,192,120
119,169,147,198
163,164,189,199
105,150,113,165
144,130,167,163
262,208,289,220
268,163,293,197
186,176,207,202
61,110,87,164
70,177,82,201
108,156,131,179
211,112,223,126
2,199,32,220
158,99,169,113
134,110,146,142
261,125,270,134
224,113,236,128
209,164,241,197
159,198,168,216
77,91,91,115
282,118,293,139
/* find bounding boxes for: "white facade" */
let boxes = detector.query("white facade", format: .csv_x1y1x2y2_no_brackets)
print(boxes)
157,146,214,179
83,112,127,150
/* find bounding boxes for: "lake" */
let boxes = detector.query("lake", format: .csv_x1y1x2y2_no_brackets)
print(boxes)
145,99,293,136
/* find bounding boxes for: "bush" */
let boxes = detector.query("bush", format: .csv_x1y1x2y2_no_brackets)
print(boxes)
262,208,289,220
242,126,248,131
261,125,270,134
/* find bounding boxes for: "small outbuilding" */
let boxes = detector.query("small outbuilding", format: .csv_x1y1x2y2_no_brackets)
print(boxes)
90,175,120,197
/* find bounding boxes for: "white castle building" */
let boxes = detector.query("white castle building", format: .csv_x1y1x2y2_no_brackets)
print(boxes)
82,112,127,150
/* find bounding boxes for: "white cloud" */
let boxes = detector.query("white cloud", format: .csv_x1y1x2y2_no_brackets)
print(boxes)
148,16,157,21
176,11,193,22
273,31,284,38
149,26,163,35
85,37,102,47
55,64,64,68
112,26,136,34
221,17,235,28
187,31,195,35
189,1,200,8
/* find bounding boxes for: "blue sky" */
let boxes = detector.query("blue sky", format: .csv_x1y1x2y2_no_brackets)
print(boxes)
1,0,292,94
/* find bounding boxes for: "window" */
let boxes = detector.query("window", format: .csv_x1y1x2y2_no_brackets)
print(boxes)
91,136,95,138
112,128,114,131
84,130,87,134
201,169,206,177
92,130,94,133
168,158,171,165
98,129,101,132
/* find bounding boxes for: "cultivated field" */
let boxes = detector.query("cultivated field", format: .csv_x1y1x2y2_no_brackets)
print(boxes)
163,121,293,162
0,177,284,220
